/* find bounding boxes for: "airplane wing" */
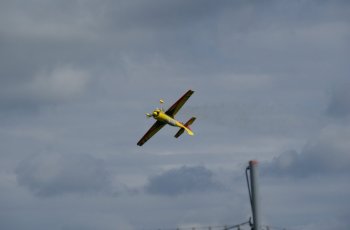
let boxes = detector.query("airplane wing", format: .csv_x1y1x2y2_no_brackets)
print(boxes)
165,90,194,117
137,121,166,146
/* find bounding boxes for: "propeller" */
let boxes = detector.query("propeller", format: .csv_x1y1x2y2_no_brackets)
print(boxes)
145,100,165,118
160,99,164,111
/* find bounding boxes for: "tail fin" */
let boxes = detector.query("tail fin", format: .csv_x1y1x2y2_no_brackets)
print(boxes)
175,117,196,138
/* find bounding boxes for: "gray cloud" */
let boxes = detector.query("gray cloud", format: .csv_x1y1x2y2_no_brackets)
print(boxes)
0,0,349,229
262,124,350,177
16,153,111,196
145,166,223,196
0,66,91,109
327,81,350,119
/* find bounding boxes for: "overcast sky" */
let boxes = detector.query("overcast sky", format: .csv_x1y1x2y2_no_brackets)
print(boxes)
1,0,350,230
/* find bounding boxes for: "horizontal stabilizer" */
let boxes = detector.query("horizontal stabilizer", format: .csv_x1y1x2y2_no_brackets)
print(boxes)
174,117,196,138
185,117,196,127
174,128,185,138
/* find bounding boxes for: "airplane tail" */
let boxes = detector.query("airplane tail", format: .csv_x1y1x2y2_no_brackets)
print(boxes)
175,117,196,138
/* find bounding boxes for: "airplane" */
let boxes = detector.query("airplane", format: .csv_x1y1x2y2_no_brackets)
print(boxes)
137,90,196,146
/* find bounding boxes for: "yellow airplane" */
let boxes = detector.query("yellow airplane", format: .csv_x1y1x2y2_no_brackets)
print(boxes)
137,90,196,146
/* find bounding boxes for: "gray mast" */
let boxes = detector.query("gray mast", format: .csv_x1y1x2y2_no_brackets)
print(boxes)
248,160,260,230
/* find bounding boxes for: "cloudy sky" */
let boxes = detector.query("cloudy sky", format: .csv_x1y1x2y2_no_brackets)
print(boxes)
1,0,350,229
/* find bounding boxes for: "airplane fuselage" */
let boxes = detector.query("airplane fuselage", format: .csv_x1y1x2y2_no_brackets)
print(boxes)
152,109,193,135
153,109,181,127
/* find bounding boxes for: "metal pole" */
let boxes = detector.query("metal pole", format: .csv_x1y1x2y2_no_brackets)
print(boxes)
249,160,260,230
